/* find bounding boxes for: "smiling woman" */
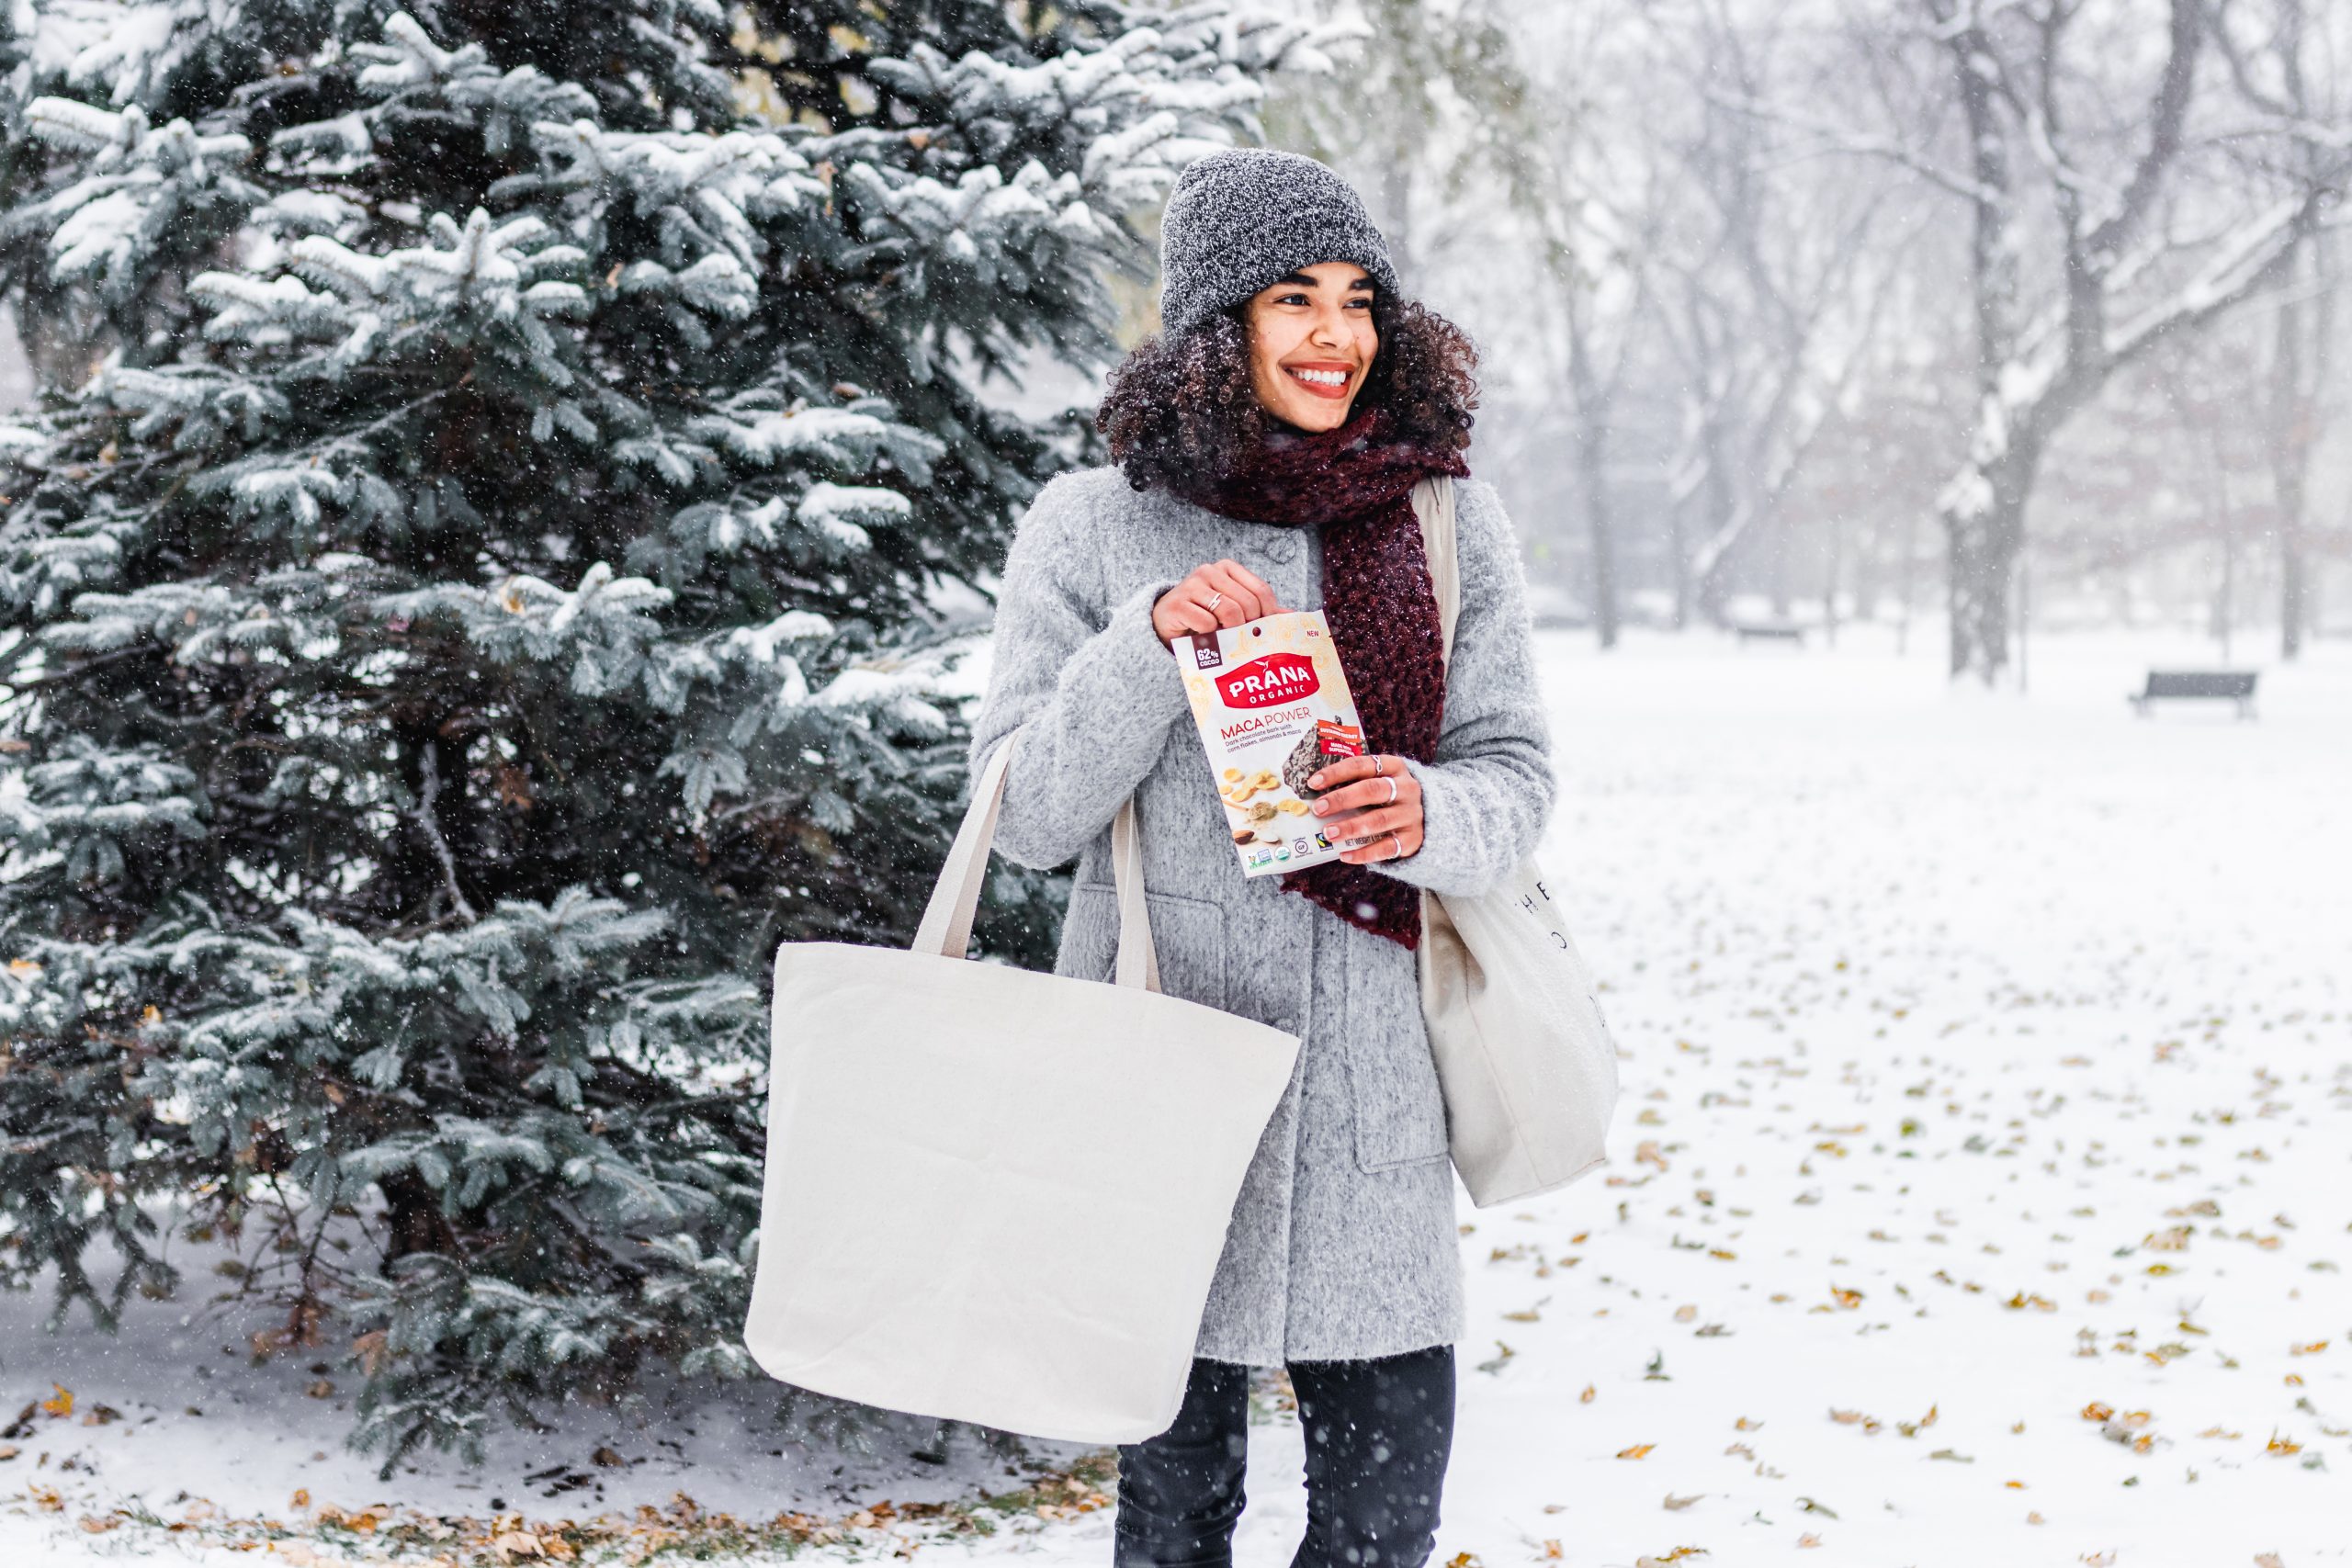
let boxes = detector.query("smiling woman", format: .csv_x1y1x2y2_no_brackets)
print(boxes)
968,145,1558,1568
1097,253,1476,493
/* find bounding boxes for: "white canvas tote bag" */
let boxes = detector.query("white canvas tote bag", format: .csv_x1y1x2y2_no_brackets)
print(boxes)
743,732,1301,1445
1410,475,1621,1208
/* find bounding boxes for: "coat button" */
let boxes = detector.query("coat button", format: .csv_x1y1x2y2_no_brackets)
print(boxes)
1263,535,1297,566
1272,1015,1295,1033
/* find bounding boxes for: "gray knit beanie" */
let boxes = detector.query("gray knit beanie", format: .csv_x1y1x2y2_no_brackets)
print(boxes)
1156,148,1400,342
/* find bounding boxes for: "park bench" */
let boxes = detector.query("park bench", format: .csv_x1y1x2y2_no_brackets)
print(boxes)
1731,622,1805,648
2127,670,2257,720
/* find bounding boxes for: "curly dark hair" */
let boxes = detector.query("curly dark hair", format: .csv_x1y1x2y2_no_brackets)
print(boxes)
1097,293,1479,491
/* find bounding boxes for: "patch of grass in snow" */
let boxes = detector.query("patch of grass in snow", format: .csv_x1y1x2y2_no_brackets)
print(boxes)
7,1450,1126,1563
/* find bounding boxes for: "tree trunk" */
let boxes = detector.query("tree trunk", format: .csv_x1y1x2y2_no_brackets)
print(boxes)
2280,539,2307,659
1849,521,1877,626
1564,298,1622,649
1896,506,1920,656
1374,141,1418,291
1693,419,1738,626
1823,510,1844,648
1941,474,2031,682
1946,517,2015,682
379,1168,459,1263
2306,542,2324,639
2015,547,2030,693
2274,291,2307,659
1666,493,1692,632
2271,234,2333,660
1768,511,1792,619
2216,521,2235,663
2207,418,2236,661
1940,405,2044,682
1571,419,1621,649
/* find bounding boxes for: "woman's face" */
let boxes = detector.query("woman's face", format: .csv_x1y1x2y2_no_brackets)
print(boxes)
1241,262,1379,434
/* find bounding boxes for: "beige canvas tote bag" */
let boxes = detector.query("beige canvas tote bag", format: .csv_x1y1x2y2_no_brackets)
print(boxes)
1410,475,1620,1208
743,730,1301,1445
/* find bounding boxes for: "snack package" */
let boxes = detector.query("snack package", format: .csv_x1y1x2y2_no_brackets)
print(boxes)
1173,611,1374,877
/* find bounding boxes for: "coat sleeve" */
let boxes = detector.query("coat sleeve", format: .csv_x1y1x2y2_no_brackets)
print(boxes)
965,475,1192,870
1368,477,1557,898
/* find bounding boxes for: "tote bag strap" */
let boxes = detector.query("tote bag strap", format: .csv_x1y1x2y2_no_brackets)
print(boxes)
1412,475,1461,663
1409,476,1460,947
911,729,1162,993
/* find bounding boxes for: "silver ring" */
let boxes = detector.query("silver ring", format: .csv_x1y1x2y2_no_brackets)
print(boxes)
1204,590,1222,610
1389,831,1403,858
1383,775,1398,806
1374,756,1384,775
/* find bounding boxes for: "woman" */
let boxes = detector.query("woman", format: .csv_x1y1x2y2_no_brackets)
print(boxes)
966,148,1555,1567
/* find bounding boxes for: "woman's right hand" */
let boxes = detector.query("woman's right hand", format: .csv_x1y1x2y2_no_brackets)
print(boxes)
1152,559,1285,648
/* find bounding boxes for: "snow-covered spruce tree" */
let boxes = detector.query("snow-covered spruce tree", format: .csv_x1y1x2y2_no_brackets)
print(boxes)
0,2,1350,1470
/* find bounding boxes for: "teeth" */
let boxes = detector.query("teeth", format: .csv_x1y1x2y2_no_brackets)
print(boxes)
1289,367,1347,386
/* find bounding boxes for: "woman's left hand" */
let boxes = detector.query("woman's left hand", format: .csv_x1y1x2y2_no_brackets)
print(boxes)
1304,753,1424,863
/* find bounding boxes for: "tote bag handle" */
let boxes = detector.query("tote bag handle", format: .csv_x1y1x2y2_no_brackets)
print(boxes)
911,730,1162,993
1412,475,1461,660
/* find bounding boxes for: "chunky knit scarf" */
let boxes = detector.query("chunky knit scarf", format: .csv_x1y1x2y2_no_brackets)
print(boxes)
1166,405,1469,951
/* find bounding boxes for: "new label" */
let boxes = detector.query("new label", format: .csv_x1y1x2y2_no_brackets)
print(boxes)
1214,651,1319,709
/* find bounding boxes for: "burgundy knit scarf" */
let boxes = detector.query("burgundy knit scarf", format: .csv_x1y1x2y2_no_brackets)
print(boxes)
1166,405,1468,951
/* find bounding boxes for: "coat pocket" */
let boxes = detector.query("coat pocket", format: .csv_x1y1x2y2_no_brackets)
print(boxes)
1056,882,1228,1014
1344,953,1452,1172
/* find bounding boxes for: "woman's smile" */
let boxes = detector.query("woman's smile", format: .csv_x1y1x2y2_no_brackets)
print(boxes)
1283,361,1358,398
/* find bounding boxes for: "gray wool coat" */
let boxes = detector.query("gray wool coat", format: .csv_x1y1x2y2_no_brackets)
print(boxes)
965,464,1556,1368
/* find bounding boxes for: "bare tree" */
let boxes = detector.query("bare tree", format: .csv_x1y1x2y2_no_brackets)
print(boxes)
1910,0,2346,681
2213,0,2346,660
1645,4,1921,627
1260,0,2349,653
1498,4,1668,649
2266,235,2334,658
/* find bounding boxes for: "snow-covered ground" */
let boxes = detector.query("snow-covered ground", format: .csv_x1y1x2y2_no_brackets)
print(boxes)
6,622,2346,1566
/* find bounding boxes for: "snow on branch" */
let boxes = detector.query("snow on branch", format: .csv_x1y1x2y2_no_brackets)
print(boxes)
369,560,680,706
2105,192,2318,366
356,11,475,94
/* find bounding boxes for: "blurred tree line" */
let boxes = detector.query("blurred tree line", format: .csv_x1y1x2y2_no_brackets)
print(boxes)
1272,0,2352,681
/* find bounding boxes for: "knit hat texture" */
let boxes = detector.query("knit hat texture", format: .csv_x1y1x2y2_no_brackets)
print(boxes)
1156,147,1399,341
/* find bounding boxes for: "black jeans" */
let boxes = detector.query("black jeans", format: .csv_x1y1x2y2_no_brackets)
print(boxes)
1113,1345,1456,1568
